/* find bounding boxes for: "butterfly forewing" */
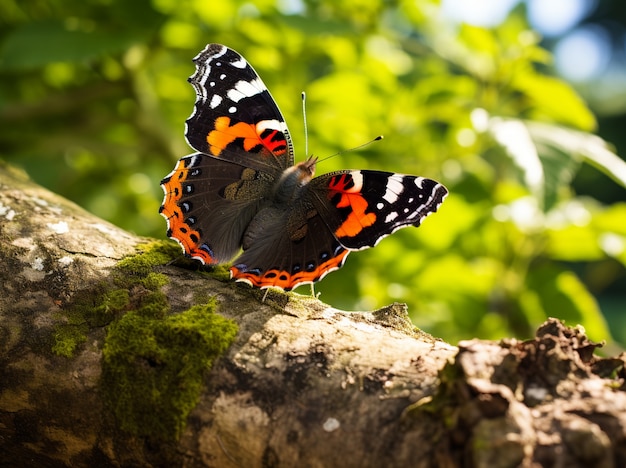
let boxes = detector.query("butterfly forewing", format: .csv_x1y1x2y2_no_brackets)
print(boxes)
308,170,448,250
186,43,294,173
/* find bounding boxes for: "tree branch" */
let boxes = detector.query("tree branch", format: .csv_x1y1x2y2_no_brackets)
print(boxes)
1,164,624,467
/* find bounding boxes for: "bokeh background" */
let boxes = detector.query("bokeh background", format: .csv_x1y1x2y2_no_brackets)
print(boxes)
2,0,625,349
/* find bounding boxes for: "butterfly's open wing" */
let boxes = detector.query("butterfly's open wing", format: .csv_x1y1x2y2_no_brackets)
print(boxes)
160,153,273,264
186,43,294,173
309,170,448,250
162,44,295,264
229,203,349,291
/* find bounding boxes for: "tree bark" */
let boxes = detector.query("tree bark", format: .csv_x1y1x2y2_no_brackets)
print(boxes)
1,164,625,468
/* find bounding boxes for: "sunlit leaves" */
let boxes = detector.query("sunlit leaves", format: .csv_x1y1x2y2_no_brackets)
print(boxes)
527,122,626,189
513,74,597,131
0,0,624,347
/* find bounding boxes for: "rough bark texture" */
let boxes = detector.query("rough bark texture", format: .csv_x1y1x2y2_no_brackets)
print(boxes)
1,164,625,468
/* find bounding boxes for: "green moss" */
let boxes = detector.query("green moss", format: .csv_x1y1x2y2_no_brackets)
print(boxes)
209,264,231,282
52,241,178,358
372,303,421,337
51,286,133,359
52,325,88,358
141,271,169,290
52,286,126,358
94,289,131,323
115,240,181,278
52,239,239,440
101,300,238,440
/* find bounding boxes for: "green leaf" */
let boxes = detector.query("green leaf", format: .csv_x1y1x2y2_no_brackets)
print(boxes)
513,73,596,131
486,118,625,211
526,123,584,211
487,117,545,204
533,124,626,190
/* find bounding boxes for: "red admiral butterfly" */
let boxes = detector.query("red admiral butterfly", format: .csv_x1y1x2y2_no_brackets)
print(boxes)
160,44,448,291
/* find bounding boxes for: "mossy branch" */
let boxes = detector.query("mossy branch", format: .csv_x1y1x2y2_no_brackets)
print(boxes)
1,164,625,467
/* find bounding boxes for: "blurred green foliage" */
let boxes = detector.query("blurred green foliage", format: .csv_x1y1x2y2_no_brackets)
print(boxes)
1,0,625,347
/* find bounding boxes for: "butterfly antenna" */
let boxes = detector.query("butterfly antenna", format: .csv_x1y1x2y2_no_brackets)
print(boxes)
302,91,309,157
316,135,384,165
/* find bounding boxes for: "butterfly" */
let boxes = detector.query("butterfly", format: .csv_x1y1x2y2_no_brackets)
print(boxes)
160,44,448,291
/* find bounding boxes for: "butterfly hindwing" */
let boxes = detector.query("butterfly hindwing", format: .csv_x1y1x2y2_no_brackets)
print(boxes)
309,170,448,250
186,43,294,173
160,152,273,264
230,201,349,290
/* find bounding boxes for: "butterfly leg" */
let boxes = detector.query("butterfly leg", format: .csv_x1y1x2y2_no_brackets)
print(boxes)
310,283,322,299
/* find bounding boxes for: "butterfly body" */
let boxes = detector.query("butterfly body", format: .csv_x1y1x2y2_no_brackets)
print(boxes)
160,44,448,291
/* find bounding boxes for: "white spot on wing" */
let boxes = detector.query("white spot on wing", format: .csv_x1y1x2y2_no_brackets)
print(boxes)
209,94,222,109
382,174,404,204
231,57,247,68
349,171,364,191
227,78,265,102
385,212,398,223
190,46,231,106
257,119,288,134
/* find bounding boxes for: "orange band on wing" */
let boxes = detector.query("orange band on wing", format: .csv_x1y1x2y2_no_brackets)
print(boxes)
160,158,215,264
230,248,350,291
328,174,376,239
207,116,286,156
